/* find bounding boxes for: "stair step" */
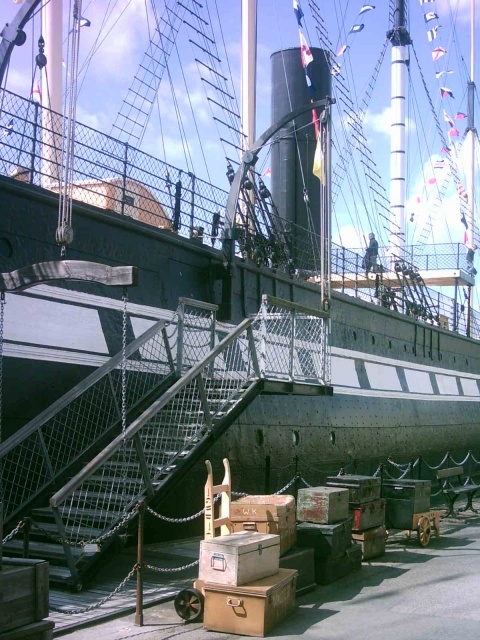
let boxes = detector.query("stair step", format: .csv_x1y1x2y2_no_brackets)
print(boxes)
29,519,103,540
3,539,83,562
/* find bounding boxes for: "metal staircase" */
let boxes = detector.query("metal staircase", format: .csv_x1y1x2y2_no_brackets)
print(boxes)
1,295,330,589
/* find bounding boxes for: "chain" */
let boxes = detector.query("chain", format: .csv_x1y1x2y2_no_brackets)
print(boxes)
49,565,138,615
144,559,199,573
146,504,205,523
121,287,128,507
0,292,4,501
274,475,299,494
300,475,312,488
30,506,139,547
2,519,25,544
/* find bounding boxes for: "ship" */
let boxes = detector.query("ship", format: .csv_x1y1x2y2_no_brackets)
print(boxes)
0,0,479,588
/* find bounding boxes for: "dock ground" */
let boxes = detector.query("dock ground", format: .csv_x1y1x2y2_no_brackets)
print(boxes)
52,509,480,640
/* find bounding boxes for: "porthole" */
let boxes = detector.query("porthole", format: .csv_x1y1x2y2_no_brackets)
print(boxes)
371,335,375,345
388,340,392,349
255,429,264,446
0,238,13,259
292,431,300,447
330,431,336,445
353,331,357,340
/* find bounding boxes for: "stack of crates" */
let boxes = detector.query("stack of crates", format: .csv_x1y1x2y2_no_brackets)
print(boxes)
327,475,386,560
296,486,362,585
229,495,315,596
199,530,297,637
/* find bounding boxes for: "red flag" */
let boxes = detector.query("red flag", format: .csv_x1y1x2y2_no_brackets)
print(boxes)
432,47,446,61
455,112,467,120
448,127,459,137
427,177,437,185
458,182,468,201
441,87,454,99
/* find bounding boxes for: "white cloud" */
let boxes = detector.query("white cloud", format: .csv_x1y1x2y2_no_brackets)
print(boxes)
364,107,416,137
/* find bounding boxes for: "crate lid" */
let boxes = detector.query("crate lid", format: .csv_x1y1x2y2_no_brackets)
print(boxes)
203,567,297,596
231,495,295,516
201,531,280,554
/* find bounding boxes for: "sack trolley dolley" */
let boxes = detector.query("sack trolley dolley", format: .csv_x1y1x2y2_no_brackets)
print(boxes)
174,458,232,622
386,510,441,547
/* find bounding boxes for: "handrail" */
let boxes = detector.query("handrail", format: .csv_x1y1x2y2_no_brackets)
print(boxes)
0,317,167,458
262,294,329,319
50,317,252,507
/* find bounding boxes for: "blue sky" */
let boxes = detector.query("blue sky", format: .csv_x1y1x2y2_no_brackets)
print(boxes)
3,0,478,256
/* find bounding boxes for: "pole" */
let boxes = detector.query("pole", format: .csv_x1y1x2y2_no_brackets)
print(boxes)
387,0,411,265
135,501,145,627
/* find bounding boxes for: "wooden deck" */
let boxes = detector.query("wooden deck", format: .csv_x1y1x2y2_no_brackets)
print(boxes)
311,269,475,289
48,538,201,636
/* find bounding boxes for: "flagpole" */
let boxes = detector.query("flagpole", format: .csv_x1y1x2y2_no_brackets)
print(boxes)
241,0,257,152
387,0,411,264
465,0,475,246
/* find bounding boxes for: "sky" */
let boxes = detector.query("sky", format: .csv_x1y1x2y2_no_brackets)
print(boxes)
2,0,479,265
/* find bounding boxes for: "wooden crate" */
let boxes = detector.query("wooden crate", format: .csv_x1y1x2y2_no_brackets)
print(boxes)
382,479,431,514
0,559,49,633
203,568,297,637
351,499,385,532
352,526,387,560
231,495,296,556
297,519,352,559
327,475,381,504
0,621,54,640
279,547,316,595
314,543,362,585
297,487,349,524
199,531,280,586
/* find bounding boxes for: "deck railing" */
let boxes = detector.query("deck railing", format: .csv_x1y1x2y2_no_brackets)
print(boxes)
0,88,478,340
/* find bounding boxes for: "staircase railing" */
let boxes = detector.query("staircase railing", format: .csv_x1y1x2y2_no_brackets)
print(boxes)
45,296,329,576
0,298,217,524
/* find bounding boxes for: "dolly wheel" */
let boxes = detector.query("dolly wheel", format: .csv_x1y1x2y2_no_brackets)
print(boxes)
174,588,204,622
417,516,431,547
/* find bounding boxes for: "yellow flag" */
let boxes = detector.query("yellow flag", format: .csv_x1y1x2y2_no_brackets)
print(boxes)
313,135,325,185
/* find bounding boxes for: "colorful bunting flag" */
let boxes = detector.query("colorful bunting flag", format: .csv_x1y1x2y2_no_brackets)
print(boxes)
293,1,304,28
2,119,13,136
440,87,454,99
427,26,440,41
435,70,453,79
455,112,467,120
262,167,272,177
432,47,446,61
448,127,459,136
427,177,437,185
312,111,325,186
337,45,348,56
349,24,364,34
79,17,91,28
440,146,451,153
434,159,445,169
458,182,468,201
420,0,435,4
359,5,375,14
331,62,341,76
30,80,42,103
424,12,438,22
299,30,314,68
443,110,454,127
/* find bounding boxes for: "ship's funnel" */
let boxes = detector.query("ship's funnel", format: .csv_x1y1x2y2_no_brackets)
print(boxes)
270,47,331,253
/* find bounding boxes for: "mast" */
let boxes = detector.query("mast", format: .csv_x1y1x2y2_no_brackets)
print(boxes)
387,0,411,262
41,0,63,186
241,0,257,151
465,0,475,247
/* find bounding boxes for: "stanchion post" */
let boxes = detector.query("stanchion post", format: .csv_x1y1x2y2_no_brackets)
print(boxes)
23,517,31,559
418,456,422,480
135,502,145,627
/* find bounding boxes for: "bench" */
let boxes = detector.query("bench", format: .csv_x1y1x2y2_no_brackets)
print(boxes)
436,466,480,517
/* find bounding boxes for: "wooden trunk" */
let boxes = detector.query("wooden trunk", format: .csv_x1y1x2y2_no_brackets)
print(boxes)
297,487,349,524
199,531,280,586
350,499,386,531
0,559,49,633
279,547,316,595
231,495,296,556
381,479,431,514
0,621,54,640
314,543,362,585
296,519,352,559
384,498,426,530
203,568,297,637
352,526,387,560
327,475,381,504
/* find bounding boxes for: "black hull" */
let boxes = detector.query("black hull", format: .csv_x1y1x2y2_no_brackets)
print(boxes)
2,175,480,529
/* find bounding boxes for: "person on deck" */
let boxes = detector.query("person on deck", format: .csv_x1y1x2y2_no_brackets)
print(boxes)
466,244,477,277
362,232,379,273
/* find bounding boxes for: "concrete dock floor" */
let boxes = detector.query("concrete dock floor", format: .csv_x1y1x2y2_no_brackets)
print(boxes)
54,511,480,640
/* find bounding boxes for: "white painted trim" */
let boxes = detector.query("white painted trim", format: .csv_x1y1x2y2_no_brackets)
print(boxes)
332,346,480,380
3,343,108,367
334,386,480,402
